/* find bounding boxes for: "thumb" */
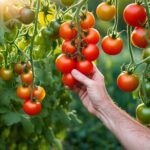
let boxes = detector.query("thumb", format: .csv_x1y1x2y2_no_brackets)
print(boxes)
71,69,92,86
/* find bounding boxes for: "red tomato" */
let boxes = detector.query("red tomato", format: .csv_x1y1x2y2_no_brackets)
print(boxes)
62,73,77,87
21,70,33,85
62,40,77,54
81,44,100,61
33,86,46,101
14,62,24,74
131,27,150,48
80,12,95,30
82,28,100,44
123,3,147,27
0,68,13,80
76,60,93,75
59,21,77,40
23,100,42,116
96,2,116,21
101,36,123,55
56,54,76,73
117,72,139,92
16,86,31,100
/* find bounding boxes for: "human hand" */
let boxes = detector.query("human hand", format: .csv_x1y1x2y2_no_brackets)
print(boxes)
71,66,111,115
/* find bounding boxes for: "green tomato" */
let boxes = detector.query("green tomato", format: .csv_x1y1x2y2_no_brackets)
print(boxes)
50,20,60,39
61,0,75,6
143,46,150,64
140,82,150,99
136,103,150,125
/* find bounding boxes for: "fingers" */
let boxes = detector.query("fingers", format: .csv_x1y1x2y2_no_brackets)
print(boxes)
71,69,93,86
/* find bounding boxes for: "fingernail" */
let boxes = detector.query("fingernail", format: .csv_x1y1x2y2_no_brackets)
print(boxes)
71,69,78,76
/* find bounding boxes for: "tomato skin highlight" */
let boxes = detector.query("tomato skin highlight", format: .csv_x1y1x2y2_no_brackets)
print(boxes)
0,68,13,80
117,72,139,92
55,54,76,73
80,12,95,30
62,40,77,54
16,86,31,100
76,60,93,75
23,100,42,116
21,71,33,85
59,21,77,40
62,73,77,87
101,36,123,55
136,103,150,125
123,3,147,27
82,28,100,44
33,86,46,101
81,44,100,61
131,27,150,48
96,2,116,21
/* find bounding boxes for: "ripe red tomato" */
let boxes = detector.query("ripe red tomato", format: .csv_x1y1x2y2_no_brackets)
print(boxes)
82,28,100,44
33,86,46,101
76,60,93,75
96,2,116,21
81,44,100,61
62,73,77,87
117,72,139,92
19,7,35,24
101,36,123,55
143,46,150,64
62,40,77,54
14,62,24,74
23,100,42,116
80,12,95,30
55,54,76,73
0,68,13,80
59,21,77,40
16,86,31,100
131,27,150,48
21,70,33,85
136,103,150,125
123,3,147,27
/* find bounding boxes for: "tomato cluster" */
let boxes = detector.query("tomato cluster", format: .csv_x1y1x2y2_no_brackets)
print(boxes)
56,11,100,87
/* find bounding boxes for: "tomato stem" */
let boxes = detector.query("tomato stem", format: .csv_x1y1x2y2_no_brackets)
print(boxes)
143,0,150,28
112,0,118,34
135,56,150,67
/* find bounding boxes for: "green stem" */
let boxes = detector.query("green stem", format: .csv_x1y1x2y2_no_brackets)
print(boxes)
127,25,135,64
112,0,118,33
135,56,150,67
143,0,150,28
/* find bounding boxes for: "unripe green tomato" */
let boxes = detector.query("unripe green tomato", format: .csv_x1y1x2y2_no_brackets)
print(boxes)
143,46,150,64
61,0,75,6
0,53,4,63
140,82,150,99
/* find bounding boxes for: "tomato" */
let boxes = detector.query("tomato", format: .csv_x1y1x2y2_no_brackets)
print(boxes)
136,103,150,125
19,7,35,24
143,46,150,64
0,68,13,80
56,54,76,73
62,73,77,87
33,86,46,101
62,40,77,54
59,21,77,40
80,12,95,30
101,36,123,55
14,62,24,74
21,71,33,85
140,81,150,99
81,44,100,61
82,28,100,44
131,27,150,48
23,100,42,116
76,60,93,75
123,3,147,27
96,2,116,21
16,86,31,100
61,0,75,6
117,72,139,92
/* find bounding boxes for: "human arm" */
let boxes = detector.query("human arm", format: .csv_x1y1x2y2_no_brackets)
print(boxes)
71,66,150,150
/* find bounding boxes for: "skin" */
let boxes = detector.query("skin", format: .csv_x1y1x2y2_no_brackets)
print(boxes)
71,66,150,150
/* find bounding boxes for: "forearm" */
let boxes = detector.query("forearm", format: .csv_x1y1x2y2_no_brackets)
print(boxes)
95,96,150,150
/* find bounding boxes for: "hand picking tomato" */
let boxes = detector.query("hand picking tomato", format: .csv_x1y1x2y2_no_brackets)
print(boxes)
62,73,77,87
117,72,139,92
0,68,13,80
55,54,76,73
33,86,46,101
80,12,95,30
136,103,150,125
101,36,123,55
16,85,31,100
96,2,116,21
23,100,42,116
123,3,147,27
21,70,33,85
81,44,100,61
76,60,93,75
